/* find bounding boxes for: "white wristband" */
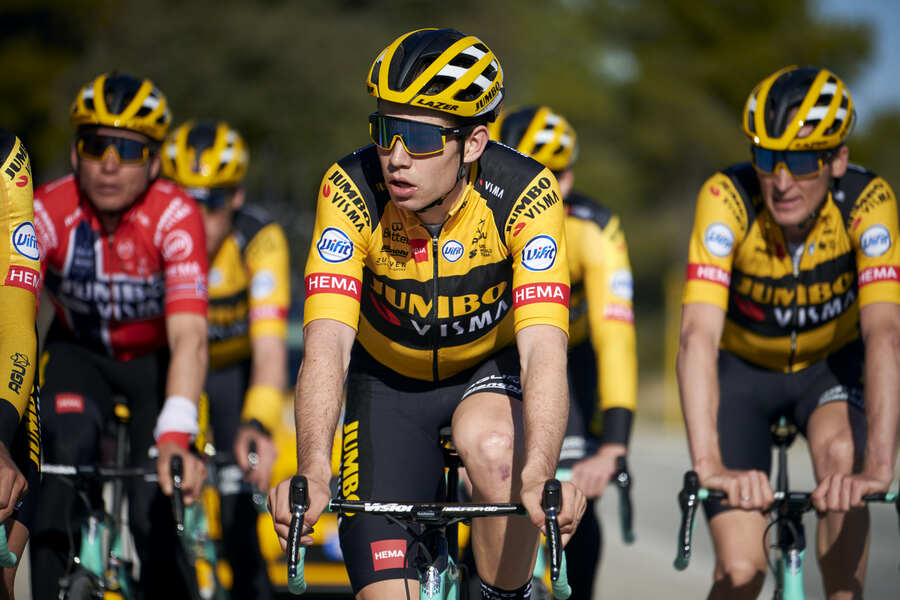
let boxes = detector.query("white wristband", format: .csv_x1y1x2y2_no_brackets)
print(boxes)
153,395,200,440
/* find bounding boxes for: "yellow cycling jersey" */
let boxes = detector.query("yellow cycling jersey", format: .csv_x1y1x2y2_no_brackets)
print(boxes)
565,193,637,420
207,205,290,370
684,162,900,372
303,142,570,381
0,130,39,445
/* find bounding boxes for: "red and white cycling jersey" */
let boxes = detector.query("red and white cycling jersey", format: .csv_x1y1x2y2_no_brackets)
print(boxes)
34,175,208,360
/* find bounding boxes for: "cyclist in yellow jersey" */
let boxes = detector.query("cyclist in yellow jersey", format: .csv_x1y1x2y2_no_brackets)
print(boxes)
677,66,900,599
0,130,41,598
269,28,585,600
162,120,289,598
491,106,637,600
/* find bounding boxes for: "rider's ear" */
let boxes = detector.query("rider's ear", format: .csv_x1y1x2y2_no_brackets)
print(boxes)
463,126,489,164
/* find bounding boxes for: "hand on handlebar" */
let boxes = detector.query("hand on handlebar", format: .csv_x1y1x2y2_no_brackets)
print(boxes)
697,464,774,511
521,477,585,546
0,442,26,523
156,442,207,505
570,443,626,499
234,424,277,491
268,474,331,550
812,467,894,513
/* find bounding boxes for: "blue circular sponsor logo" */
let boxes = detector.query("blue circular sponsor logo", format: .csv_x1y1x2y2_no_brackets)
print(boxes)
12,222,40,261
316,227,353,263
521,235,557,271
441,240,464,262
703,222,734,257
610,269,633,301
860,225,891,257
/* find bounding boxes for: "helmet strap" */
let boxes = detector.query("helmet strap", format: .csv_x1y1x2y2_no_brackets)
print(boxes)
415,139,468,214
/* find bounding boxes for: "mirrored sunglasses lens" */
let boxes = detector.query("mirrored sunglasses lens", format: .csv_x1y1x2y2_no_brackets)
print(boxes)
751,147,777,173
371,116,443,154
785,152,821,175
187,187,230,209
79,134,147,162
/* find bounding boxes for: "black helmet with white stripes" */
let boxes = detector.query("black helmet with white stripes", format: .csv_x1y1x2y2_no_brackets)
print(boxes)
366,28,504,122
742,66,855,151
70,72,172,141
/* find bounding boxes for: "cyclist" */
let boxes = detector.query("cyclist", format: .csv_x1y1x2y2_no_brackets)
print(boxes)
269,28,586,600
0,130,41,599
677,65,900,599
162,119,289,598
491,106,637,600
31,72,210,599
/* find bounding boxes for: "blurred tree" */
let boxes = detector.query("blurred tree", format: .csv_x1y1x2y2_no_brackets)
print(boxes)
0,0,115,175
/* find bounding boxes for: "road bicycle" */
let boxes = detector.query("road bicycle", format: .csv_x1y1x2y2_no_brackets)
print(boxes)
284,473,572,600
42,399,227,599
674,416,900,599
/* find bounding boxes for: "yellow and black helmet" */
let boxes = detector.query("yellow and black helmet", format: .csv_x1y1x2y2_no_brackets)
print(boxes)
70,72,172,142
742,66,855,151
489,106,578,172
367,28,504,121
161,120,249,189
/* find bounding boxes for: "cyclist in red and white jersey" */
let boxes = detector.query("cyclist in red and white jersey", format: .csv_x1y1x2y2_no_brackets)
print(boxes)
30,72,209,600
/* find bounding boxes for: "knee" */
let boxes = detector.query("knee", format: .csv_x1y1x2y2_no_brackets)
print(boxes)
456,428,515,484
817,436,858,475
713,558,766,594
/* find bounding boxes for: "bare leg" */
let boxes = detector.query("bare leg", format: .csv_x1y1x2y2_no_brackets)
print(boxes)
807,401,868,600
707,510,768,600
452,392,539,590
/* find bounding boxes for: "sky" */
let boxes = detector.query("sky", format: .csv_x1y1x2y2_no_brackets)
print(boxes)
816,0,900,128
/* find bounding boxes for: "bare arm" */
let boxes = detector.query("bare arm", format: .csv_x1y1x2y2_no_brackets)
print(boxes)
676,302,726,475
233,334,287,487
294,318,355,482
250,335,287,390
812,302,900,511
157,312,208,502
518,324,570,486
859,302,900,482
165,312,208,400
677,302,773,508
516,324,585,541
269,318,355,547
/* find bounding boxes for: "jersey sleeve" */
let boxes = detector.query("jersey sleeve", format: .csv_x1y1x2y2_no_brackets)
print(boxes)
0,133,38,444
503,169,570,336
303,163,371,331
682,172,747,308
580,215,637,438
245,223,291,339
160,196,209,316
850,177,900,305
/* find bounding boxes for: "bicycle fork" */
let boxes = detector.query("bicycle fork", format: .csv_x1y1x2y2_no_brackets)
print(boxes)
414,528,457,600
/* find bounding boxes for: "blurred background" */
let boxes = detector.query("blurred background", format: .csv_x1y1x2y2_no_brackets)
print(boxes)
3,0,899,420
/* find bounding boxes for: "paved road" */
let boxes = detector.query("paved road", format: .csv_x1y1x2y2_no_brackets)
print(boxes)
594,422,900,599
14,421,898,598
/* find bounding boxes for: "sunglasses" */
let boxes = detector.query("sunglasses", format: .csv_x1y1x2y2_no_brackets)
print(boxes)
369,113,468,156
77,133,151,164
750,146,835,179
184,186,235,210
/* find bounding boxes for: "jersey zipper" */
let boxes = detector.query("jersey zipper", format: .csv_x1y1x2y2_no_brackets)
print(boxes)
431,234,440,382
788,248,800,369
